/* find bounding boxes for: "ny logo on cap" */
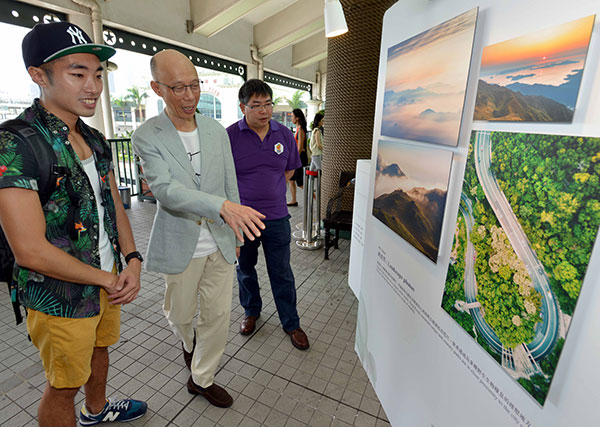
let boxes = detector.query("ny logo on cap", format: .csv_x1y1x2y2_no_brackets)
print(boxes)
66,25,87,45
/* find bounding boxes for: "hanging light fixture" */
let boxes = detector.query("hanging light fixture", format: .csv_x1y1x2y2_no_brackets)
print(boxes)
324,0,348,38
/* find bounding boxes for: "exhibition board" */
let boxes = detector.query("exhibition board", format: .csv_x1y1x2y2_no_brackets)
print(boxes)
354,0,600,425
348,159,371,298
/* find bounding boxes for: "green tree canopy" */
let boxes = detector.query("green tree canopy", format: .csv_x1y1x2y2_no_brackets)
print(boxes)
124,86,149,123
286,90,307,109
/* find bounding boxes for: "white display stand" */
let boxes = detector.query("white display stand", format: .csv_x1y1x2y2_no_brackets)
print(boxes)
355,1,600,426
348,159,371,298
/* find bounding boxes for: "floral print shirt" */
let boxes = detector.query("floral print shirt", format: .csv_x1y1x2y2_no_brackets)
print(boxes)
0,99,122,318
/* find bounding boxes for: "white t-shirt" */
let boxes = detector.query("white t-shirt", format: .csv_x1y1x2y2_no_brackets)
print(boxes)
81,156,115,272
177,129,218,258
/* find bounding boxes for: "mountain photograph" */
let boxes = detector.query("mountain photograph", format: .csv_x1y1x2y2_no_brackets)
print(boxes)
475,15,594,122
373,187,447,262
474,79,574,122
373,141,453,263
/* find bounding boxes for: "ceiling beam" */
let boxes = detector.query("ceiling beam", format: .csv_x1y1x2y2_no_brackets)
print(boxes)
292,33,327,69
190,0,267,37
254,0,324,57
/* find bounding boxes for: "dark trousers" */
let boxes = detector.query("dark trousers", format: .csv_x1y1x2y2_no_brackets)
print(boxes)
237,215,300,331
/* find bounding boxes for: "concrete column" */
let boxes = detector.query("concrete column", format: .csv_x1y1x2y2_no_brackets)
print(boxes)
321,0,397,215
246,63,259,81
306,99,322,128
68,13,107,134
130,107,137,130
249,45,264,81
319,72,327,101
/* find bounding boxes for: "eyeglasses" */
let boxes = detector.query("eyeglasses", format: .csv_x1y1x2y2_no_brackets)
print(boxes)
245,102,274,111
155,80,201,96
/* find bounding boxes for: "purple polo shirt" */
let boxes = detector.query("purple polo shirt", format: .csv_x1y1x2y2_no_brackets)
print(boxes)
227,118,301,220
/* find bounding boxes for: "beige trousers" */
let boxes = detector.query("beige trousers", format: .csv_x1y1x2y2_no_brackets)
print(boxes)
163,251,234,387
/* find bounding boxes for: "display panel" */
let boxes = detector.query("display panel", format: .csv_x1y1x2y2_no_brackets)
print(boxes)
474,15,595,122
442,130,600,404
373,140,453,262
380,8,478,146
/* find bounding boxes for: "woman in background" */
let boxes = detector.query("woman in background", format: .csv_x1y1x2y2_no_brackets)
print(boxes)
310,113,324,171
288,109,309,206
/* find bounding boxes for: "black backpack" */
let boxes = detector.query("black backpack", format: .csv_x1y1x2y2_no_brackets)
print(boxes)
0,119,60,324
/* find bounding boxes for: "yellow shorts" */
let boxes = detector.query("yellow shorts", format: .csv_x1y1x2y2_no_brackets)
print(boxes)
27,287,120,389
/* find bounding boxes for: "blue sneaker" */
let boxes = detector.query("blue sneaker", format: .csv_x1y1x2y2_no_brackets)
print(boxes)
79,398,147,425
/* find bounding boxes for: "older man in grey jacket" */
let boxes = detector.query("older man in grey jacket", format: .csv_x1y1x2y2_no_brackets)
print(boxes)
132,49,264,408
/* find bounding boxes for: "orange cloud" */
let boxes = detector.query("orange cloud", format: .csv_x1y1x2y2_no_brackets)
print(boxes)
482,15,595,68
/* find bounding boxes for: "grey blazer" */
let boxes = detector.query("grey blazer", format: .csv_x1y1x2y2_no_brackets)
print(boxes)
132,110,240,273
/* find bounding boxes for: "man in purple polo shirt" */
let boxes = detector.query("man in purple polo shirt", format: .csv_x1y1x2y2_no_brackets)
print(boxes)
227,79,309,350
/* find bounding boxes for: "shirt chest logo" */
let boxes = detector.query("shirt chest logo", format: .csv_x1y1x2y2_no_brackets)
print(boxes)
274,142,284,155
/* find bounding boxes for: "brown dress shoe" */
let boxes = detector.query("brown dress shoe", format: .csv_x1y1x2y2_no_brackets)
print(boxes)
182,334,196,370
285,327,309,350
187,377,233,407
240,315,259,335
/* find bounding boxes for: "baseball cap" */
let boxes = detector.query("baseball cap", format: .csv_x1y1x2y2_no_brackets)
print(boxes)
22,22,116,69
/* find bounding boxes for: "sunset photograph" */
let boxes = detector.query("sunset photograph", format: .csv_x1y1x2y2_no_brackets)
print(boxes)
381,8,478,146
474,15,595,122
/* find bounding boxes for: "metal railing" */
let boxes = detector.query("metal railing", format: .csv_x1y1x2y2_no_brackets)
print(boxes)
108,138,138,196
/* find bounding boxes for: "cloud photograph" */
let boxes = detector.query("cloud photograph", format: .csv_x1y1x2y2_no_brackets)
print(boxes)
381,8,478,146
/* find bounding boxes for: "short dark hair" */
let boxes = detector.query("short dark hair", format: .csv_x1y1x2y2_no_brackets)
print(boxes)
238,79,273,105
39,62,54,85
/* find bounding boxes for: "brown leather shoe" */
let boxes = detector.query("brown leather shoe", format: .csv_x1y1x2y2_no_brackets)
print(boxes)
182,334,196,370
285,327,309,350
187,377,233,407
240,315,259,335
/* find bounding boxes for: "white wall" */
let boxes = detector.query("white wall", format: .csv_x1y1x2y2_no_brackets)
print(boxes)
356,0,600,426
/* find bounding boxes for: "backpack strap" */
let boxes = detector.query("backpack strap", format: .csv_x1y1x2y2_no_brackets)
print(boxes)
0,119,60,325
0,119,61,206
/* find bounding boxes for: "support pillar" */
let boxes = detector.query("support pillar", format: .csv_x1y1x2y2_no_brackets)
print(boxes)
68,12,107,134
306,99,322,127
321,0,397,215
249,45,264,81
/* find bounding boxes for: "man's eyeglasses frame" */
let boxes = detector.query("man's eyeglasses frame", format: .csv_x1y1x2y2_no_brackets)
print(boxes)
155,80,202,96
244,102,274,111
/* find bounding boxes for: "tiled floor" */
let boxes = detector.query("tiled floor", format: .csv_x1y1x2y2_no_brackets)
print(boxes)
0,193,388,426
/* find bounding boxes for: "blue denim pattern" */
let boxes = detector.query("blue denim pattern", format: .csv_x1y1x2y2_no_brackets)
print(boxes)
236,216,299,331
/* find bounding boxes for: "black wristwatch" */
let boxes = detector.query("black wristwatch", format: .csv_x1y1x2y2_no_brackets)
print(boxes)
124,251,143,264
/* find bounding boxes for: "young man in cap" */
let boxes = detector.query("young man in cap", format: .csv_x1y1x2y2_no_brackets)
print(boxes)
227,79,310,350
0,22,147,426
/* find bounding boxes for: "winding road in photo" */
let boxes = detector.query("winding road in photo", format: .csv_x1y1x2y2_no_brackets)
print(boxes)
466,130,559,360
460,193,503,354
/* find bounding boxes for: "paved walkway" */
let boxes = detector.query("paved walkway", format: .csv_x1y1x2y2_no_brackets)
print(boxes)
0,196,388,426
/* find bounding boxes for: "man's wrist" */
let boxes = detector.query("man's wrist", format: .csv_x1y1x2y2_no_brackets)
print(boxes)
124,251,143,264
220,199,230,213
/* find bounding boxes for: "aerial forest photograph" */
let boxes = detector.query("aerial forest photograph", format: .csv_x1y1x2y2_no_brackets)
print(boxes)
441,130,600,404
